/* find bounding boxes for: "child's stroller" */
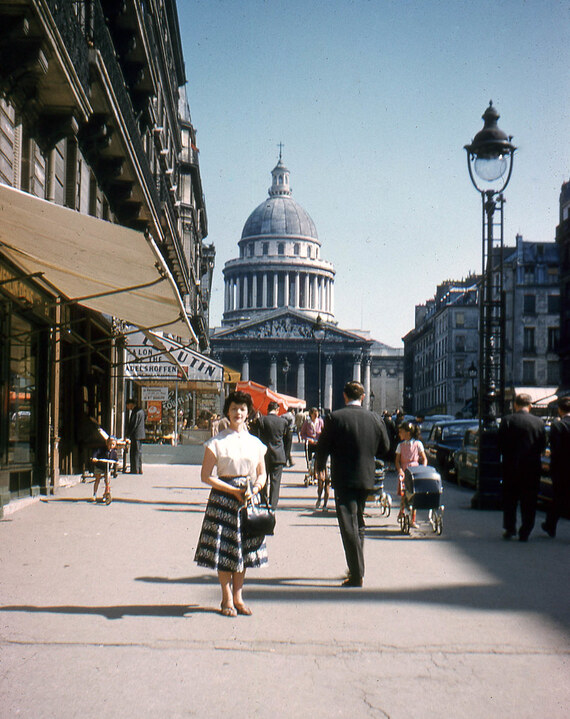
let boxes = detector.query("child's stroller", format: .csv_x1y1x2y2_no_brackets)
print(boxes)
372,459,392,516
399,465,444,535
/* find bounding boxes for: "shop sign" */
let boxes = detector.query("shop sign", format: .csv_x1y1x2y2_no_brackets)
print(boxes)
142,386,169,402
125,332,223,382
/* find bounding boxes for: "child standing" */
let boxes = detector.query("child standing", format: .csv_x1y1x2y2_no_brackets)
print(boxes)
395,421,427,528
91,437,118,504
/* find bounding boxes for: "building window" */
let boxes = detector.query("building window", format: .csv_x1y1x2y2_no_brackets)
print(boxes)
263,242,269,255
248,243,254,257
294,243,300,255
455,312,465,327
548,327,559,353
522,360,535,384
523,294,536,315
547,360,560,385
307,246,312,258
278,243,284,255
455,335,466,352
523,327,536,353
547,294,561,314
524,265,535,283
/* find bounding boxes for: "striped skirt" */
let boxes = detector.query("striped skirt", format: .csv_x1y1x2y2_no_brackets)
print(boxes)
194,479,268,572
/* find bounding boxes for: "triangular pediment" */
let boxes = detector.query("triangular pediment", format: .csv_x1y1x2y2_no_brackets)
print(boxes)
211,309,371,345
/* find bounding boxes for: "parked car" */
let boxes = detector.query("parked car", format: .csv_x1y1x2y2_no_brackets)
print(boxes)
425,419,478,480
454,427,479,488
419,414,455,440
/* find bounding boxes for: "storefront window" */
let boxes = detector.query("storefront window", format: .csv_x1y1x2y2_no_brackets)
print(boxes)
8,315,36,464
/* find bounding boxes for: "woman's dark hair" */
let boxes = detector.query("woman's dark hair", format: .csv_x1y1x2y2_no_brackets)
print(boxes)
223,391,254,417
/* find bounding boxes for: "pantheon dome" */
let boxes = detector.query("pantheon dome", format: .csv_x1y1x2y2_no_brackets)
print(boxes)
221,157,335,326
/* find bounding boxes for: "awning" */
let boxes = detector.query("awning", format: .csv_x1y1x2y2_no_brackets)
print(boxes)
236,380,306,414
509,387,558,408
0,183,196,340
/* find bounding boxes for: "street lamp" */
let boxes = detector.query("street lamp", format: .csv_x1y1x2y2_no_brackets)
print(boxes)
370,390,375,411
465,101,516,508
467,361,477,417
313,315,325,411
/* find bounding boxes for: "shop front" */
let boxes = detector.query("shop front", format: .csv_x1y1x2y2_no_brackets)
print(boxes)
124,331,226,447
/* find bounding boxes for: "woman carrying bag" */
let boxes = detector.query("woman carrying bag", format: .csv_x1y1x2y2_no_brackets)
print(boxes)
194,390,268,617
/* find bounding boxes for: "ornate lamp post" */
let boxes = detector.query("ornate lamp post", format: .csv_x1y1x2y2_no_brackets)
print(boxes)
465,101,516,507
313,315,325,411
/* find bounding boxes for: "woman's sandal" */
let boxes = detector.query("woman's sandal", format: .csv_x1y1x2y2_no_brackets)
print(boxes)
234,603,253,616
220,603,237,617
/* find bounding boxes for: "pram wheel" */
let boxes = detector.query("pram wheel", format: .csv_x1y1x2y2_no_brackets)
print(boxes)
380,492,392,517
429,508,444,535
400,513,411,535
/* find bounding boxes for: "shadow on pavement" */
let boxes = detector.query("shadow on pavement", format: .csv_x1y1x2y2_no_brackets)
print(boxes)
0,604,220,619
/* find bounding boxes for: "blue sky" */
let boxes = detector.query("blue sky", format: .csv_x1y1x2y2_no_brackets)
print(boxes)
178,0,569,347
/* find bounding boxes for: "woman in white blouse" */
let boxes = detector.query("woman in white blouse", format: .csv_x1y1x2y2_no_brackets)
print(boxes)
194,391,268,617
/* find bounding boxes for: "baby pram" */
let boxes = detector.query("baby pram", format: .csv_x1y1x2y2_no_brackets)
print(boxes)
372,459,392,516
399,465,444,535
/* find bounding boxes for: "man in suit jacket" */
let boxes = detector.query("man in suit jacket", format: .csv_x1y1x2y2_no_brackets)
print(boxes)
497,393,546,541
316,381,390,587
542,395,570,537
255,401,290,508
126,399,146,474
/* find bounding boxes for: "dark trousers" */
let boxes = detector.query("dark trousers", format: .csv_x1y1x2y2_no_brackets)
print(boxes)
267,463,284,508
335,488,369,581
284,433,293,464
502,474,539,539
544,473,570,534
130,439,143,473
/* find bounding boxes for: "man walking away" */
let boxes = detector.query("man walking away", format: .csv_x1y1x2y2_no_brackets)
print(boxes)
497,393,546,542
316,381,390,587
282,408,295,467
126,399,146,474
256,401,290,508
542,395,570,538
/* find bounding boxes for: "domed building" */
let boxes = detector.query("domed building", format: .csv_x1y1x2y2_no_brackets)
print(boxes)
222,157,335,326
211,156,403,411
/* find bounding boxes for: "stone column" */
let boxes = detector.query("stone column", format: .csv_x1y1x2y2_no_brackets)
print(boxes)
294,273,300,308
363,355,372,409
312,275,318,309
304,274,309,309
270,354,278,390
297,353,305,401
352,353,362,382
241,353,249,382
252,273,257,308
324,354,334,411
284,271,289,306
273,273,278,308
263,273,268,308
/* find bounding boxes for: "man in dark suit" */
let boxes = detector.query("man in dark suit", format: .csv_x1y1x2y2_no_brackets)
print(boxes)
542,395,570,538
316,381,390,587
255,401,290,508
497,393,546,541
126,399,146,474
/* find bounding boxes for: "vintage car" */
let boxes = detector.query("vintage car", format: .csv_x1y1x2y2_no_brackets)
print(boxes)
454,427,479,488
425,419,478,481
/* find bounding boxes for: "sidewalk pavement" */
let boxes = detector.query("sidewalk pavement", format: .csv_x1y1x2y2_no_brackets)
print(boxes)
1,449,569,719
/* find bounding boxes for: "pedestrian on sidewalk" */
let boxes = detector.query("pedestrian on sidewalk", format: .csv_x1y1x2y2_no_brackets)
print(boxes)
126,399,145,474
395,421,427,529
254,401,289,508
542,395,570,538
194,390,268,617
282,408,295,467
316,381,390,587
498,393,546,542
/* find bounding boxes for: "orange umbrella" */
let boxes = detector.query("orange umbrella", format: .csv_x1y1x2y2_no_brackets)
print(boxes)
236,380,305,415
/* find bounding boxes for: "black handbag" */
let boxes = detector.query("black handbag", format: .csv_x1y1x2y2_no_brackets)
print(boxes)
240,482,276,538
